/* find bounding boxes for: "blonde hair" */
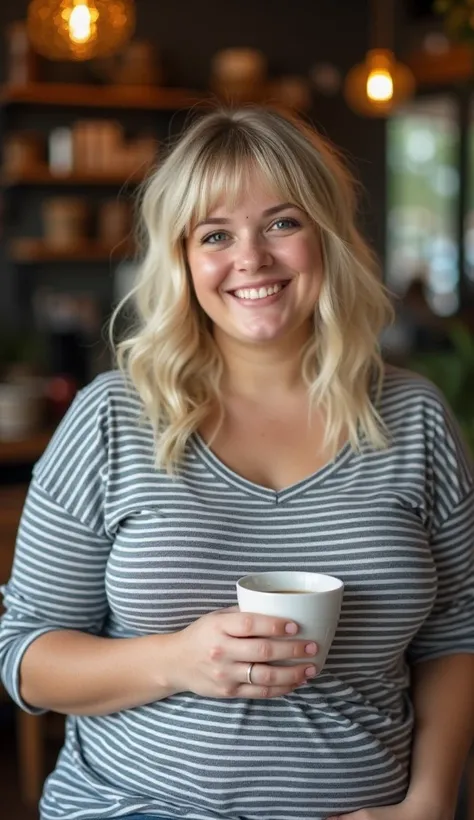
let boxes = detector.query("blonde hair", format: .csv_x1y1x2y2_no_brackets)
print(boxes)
111,106,394,473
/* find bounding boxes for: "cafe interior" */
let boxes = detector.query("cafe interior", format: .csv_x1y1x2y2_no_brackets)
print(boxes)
0,0,473,817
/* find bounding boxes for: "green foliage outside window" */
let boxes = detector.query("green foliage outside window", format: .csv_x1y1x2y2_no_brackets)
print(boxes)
409,322,474,454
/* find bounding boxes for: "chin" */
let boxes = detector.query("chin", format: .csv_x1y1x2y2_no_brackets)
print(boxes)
238,326,289,344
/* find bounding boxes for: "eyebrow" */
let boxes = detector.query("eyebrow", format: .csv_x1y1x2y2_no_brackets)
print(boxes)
194,202,298,230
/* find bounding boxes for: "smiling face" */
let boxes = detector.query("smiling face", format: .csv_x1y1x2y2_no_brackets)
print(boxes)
185,170,324,352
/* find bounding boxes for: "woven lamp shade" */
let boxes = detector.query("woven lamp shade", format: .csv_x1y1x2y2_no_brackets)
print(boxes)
27,0,135,61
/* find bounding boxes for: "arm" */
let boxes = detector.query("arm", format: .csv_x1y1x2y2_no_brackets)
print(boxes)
2,482,312,717
19,612,316,716
0,477,173,716
405,484,474,819
0,379,174,717
329,447,474,820
0,379,171,716
19,629,178,716
406,653,474,818
328,656,474,820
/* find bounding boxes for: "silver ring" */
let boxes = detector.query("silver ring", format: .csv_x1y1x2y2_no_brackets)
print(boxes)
246,662,255,685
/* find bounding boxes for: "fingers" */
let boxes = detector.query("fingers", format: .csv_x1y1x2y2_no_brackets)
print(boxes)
228,636,318,663
238,683,299,699
224,611,300,639
238,661,317,689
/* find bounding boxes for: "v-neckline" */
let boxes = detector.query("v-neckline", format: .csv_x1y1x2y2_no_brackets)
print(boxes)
191,432,355,504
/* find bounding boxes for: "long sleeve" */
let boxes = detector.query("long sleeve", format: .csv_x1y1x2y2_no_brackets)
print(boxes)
407,487,474,663
407,387,474,664
0,376,115,713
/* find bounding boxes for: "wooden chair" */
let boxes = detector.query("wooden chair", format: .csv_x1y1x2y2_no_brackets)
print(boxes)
0,484,46,806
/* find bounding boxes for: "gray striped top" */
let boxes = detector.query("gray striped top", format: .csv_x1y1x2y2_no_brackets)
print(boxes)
1,367,473,820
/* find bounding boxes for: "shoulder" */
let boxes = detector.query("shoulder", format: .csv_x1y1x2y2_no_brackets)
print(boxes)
34,370,144,487
75,369,142,414
378,363,473,493
378,363,457,432
380,363,446,408
54,370,144,437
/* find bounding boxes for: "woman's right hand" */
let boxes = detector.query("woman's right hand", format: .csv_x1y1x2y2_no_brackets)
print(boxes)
166,608,319,699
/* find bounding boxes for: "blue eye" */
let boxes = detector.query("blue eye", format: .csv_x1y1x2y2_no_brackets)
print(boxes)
201,231,229,245
271,218,300,231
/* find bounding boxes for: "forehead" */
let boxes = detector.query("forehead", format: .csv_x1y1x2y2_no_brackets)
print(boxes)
188,160,288,229
207,185,285,217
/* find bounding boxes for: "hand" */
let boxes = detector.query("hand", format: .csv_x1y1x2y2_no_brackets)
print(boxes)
167,607,319,699
327,795,451,820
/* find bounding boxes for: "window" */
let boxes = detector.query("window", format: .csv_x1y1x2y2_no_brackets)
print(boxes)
387,96,460,316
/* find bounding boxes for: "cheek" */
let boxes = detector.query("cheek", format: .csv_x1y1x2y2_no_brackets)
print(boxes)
279,235,323,274
188,252,227,298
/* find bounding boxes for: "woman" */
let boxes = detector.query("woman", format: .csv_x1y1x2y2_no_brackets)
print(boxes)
0,107,473,820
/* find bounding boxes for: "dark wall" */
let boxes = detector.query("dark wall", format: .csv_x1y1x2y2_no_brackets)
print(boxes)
0,0,389,328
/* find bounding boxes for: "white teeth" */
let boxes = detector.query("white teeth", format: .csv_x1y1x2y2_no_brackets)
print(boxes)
234,283,283,301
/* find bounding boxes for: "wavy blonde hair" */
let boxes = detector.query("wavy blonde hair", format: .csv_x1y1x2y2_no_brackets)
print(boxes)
111,106,394,473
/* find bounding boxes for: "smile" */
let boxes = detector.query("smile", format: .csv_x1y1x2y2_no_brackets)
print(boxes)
231,282,289,301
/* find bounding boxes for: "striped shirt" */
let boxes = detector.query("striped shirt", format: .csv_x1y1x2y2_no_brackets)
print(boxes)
1,366,473,820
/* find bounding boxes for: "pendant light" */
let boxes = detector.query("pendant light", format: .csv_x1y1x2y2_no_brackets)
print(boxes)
26,0,135,62
344,0,415,117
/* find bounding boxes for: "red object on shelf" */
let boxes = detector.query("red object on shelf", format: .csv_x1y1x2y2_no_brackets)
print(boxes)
45,375,78,422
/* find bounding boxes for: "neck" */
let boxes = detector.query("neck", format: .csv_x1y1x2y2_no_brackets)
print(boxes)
214,326,312,400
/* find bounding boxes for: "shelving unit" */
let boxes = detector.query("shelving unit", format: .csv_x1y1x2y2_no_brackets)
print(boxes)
0,81,201,265
0,81,207,110
9,237,135,263
0,430,51,464
1,166,146,187
0,80,201,467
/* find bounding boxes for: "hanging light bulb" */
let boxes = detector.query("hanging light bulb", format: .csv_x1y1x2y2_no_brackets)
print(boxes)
67,3,96,44
344,49,415,117
27,0,135,62
366,66,393,102
344,0,415,118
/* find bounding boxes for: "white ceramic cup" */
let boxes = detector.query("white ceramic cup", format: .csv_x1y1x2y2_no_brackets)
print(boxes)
236,570,344,669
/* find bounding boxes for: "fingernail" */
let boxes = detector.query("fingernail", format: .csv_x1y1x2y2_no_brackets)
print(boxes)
305,642,317,654
285,622,298,634
305,666,317,678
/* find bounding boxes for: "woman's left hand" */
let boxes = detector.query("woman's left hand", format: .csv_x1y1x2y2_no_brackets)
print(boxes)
326,796,451,820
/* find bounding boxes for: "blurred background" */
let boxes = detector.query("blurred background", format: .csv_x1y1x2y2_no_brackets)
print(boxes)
0,1,473,817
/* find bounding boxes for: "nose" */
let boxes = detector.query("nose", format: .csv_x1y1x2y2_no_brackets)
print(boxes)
233,235,272,274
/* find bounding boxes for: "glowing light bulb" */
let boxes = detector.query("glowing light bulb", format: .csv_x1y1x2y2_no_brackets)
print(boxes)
366,69,394,102
68,4,92,43
27,0,135,61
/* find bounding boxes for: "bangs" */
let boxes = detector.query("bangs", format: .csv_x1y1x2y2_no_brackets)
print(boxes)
181,134,297,236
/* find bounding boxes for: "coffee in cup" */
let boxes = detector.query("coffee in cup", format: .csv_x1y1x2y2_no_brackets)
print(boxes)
236,570,344,670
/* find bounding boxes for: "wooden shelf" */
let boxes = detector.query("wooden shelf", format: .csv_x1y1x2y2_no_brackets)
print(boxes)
407,43,474,86
9,237,135,263
0,430,51,464
0,82,206,110
1,166,146,187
